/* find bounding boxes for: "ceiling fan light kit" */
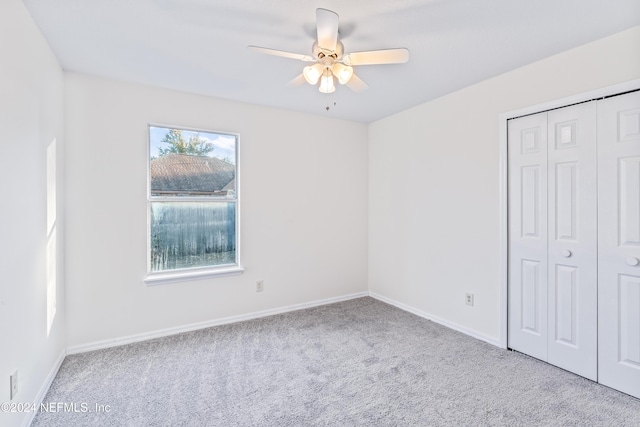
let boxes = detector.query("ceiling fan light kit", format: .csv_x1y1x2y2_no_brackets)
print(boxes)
248,8,409,98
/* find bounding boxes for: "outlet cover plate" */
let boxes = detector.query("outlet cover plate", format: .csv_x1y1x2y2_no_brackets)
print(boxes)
465,293,474,307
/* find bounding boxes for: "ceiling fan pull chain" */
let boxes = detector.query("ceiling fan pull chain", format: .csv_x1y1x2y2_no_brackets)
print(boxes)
326,100,337,112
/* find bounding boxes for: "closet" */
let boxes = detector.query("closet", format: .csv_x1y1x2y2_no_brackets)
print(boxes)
508,90,640,399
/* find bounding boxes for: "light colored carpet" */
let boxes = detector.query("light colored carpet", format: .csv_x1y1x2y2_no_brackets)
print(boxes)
32,297,640,426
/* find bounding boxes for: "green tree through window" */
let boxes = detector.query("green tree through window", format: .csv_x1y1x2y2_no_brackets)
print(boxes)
157,129,215,157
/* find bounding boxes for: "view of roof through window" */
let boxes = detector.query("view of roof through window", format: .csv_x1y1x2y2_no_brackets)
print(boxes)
149,126,236,198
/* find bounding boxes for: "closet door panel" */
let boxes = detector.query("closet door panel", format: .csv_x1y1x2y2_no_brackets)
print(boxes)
508,112,548,360
598,91,640,399
547,102,598,380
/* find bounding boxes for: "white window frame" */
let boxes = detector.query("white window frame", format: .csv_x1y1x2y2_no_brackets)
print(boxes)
144,123,244,285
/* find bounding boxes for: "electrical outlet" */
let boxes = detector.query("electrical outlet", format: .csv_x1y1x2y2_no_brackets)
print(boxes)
10,371,18,400
256,280,264,292
465,293,474,307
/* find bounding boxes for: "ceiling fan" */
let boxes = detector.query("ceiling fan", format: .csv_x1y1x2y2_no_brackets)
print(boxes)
248,8,409,94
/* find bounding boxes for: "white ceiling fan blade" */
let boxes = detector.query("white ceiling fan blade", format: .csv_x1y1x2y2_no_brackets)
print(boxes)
316,8,339,53
343,48,409,66
248,45,314,62
346,73,368,93
286,73,307,88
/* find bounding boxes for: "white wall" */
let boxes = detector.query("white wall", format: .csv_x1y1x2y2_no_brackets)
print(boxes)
368,26,640,344
64,74,368,348
0,1,66,426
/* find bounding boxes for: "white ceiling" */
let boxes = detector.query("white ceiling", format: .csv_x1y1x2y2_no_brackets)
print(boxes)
24,0,640,123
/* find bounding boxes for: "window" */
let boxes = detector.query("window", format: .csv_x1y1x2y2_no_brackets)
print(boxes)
145,125,242,284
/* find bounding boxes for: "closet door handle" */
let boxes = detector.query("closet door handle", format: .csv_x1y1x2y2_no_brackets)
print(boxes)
626,257,639,266
561,249,572,258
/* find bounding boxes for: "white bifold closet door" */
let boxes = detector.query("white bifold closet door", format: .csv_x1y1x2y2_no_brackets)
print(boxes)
509,90,640,399
597,91,640,398
508,111,549,362
508,101,598,381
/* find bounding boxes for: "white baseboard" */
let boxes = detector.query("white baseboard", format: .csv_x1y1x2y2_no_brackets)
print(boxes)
22,349,66,427
67,291,369,355
67,290,501,355
369,291,502,348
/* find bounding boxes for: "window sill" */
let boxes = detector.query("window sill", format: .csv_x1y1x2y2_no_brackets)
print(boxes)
144,265,245,286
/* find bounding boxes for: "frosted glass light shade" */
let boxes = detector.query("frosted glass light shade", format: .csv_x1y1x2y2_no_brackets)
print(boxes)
303,64,323,85
332,63,353,84
319,71,335,93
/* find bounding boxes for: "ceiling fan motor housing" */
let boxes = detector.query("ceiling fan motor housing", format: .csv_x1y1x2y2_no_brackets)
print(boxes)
313,40,344,61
